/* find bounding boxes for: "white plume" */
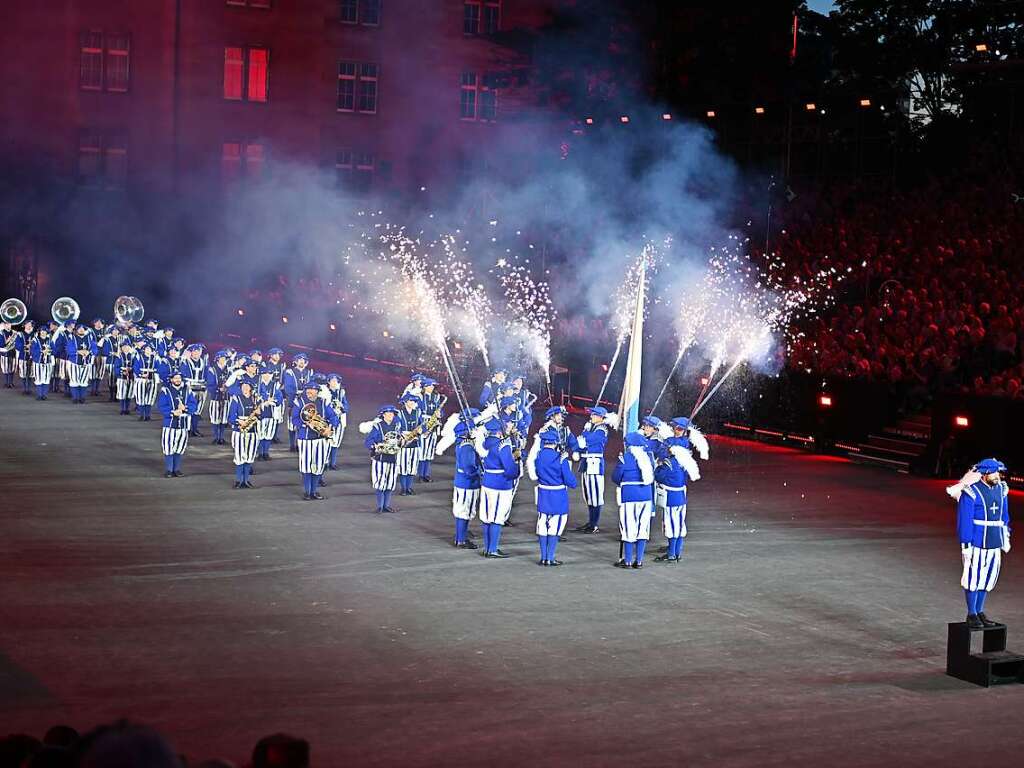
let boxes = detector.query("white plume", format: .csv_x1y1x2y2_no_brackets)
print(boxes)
479,401,499,421
358,418,380,435
473,427,489,458
526,435,541,481
688,424,709,460
435,431,456,456
317,385,331,402
671,445,701,481
439,412,462,442
630,446,655,485
604,412,621,430
656,422,674,440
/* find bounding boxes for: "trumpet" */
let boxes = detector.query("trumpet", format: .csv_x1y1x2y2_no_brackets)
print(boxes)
300,402,334,438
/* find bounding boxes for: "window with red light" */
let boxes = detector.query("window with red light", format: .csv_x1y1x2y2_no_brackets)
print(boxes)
336,150,375,193
80,31,130,92
460,72,497,121
222,141,264,182
337,61,378,113
464,1,500,35
224,46,269,102
78,130,127,190
340,0,381,25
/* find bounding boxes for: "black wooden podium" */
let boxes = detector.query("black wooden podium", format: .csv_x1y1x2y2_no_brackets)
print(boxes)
946,622,1024,687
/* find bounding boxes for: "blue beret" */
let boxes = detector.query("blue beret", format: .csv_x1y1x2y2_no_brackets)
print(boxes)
292,353,309,363
327,373,343,383
500,396,519,409
624,431,648,447
421,378,438,387
670,417,690,430
642,415,663,428
248,349,262,357
976,458,1006,474
538,427,560,445
378,405,400,416
484,417,504,434
267,347,283,356
214,349,229,359
586,406,608,417
454,422,470,437
545,406,567,419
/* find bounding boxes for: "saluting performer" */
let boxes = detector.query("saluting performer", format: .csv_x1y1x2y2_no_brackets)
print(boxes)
66,325,97,404
528,426,578,566
575,406,616,533
323,373,349,471
227,379,261,489
417,378,445,482
511,373,536,430
181,344,208,437
157,369,198,478
205,350,232,445
256,366,284,462
291,376,338,501
133,344,159,421
448,421,481,548
477,414,521,558
947,458,1012,629
282,353,314,453
15,318,35,395
112,340,135,415
29,326,55,400
613,431,656,569
479,369,507,409
653,417,702,563
395,393,423,496
362,405,402,514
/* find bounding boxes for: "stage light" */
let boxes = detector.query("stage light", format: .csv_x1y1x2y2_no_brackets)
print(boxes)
706,110,716,118
975,43,988,52
879,105,886,112
859,98,871,107
820,108,826,115
585,117,594,125
237,308,245,317
328,323,336,331
818,394,833,407
382,330,390,338
754,106,765,114
601,363,609,372
453,341,462,350
700,376,709,386
954,415,970,428
805,102,816,111
620,115,630,123
662,113,672,121
281,316,288,324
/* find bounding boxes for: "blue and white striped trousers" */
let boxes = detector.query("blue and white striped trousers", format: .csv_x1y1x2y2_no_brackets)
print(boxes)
231,430,260,465
161,427,189,456
257,416,277,441
480,487,514,525
536,512,568,537
452,486,480,521
33,360,54,385
135,379,158,406
298,438,329,475
662,505,687,539
371,459,397,491
961,547,1002,592
618,501,653,543
115,377,132,401
397,446,419,475
208,399,228,425
420,430,439,461
68,362,91,387
581,473,605,506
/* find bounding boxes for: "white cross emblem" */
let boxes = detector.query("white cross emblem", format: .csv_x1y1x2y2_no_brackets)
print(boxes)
990,501,1000,517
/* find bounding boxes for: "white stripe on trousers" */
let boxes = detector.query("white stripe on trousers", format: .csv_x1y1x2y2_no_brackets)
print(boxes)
298,438,329,475
257,416,276,441
371,459,397,491
33,361,54,385
329,422,344,449
69,362,91,387
662,505,687,539
479,487,514,525
420,431,439,461
961,547,1002,592
161,427,189,456
18,358,30,378
452,486,480,520
208,399,229,425
115,377,132,400
536,513,568,537
0,354,12,374
397,446,418,475
582,473,604,506
231,430,259,465
134,379,158,406
619,501,653,543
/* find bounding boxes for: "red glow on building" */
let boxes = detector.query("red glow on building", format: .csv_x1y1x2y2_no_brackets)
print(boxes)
954,415,970,428
819,394,833,407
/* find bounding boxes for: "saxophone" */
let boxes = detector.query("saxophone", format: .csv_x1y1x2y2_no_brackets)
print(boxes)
300,402,333,438
423,394,448,432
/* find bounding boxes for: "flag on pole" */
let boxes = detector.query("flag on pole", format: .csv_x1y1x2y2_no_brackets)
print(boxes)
618,259,646,434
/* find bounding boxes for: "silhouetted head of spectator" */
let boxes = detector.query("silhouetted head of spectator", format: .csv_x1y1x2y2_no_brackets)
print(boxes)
251,734,310,768
0,734,42,768
75,721,180,768
43,726,79,749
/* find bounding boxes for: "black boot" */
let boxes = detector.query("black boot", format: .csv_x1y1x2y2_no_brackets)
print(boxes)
977,612,998,628
966,614,984,630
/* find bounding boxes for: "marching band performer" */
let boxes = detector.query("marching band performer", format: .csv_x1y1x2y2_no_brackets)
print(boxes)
528,426,578,566
511,373,536,430
112,339,135,415
417,378,444,482
256,366,284,462
157,342,184,385
653,418,701,563
541,406,580,463
205,350,232,445
479,369,507,408
575,406,615,533
66,325,98,404
155,326,175,358
0,321,15,388
612,431,656,569
15,318,35,395
477,413,521,557
156,369,198,478
227,379,262,489
948,459,1012,629
401,372,425,402
450,421,481,548
181,344,208,437
100,324,120,400
323,373,349,471
362,405,402,514
265,347,287,443
29,326,55,400
291,376,338,501
282,353,314,453
133,344,159,421
395,393,423,496
52,320,70,395
500,395,529,520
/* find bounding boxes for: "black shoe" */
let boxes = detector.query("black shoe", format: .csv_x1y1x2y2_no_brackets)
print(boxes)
505,519,516,527
172,471,184,477
455,540,479,550
978,612,998,628
632,561,643,569
303,493,312,500
233,482,242,489
219,439,227,445
421,476,432,483
574,523,594,533
967,614,984,630
655,554,673,562
383,506,397,513
558,535,568,542
548,559,563,567
486,550,510,559
243,481,255,489
139,416,146,421
193,430,204,437
272,437,281,443
264,455,272,461
407,488,415,495
539,559,549,566
165,472,174,478
311,492,324,500
212,439,219,445
329,465,338,471
614,559,629,568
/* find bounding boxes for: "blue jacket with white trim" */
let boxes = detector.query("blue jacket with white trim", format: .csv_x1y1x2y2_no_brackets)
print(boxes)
957,480,1010,549
534,446,578,515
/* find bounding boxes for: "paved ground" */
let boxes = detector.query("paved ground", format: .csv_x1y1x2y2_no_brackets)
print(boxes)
1,369,1022,767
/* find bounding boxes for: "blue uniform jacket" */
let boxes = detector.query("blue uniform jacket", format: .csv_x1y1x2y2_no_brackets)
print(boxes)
156,357,184,381
290,395,339,441
454,440,482,489
30,337,54,364
958,481,1010,549
67,336,98,365
578,423,609,475
534,447,578,515
364,420,402,464
113,352,134,379
133,355,158,380
481,435,520,490
397,408,423,448
328,386,350,415
283,366,314,402
205,364,231,401
612,448,654,502
227,394,257,431
258,380,284,410
654,439,694,508
157,383,198,429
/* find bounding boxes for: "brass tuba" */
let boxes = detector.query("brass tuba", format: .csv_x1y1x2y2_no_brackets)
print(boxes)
51,296,80,324
114,295,145,325
376,429,403,455
300,402,333,438
1,298,27,325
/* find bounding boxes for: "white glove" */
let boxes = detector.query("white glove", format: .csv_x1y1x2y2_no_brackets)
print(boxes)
473,428,489,458
571,452,580,462
1003,531,1011,554
961,543,973,567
